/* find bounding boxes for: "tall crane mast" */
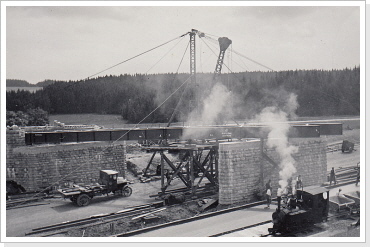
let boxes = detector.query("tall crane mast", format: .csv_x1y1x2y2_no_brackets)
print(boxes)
167,29,231,127
189,29,197,85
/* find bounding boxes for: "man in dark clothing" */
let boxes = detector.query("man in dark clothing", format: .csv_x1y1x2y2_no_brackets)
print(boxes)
266,179,272,191
165,170,171,185
330,167,336,185
156,164,162,176
355,168,360,186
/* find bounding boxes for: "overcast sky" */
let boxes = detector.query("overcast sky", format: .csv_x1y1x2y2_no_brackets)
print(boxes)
5,3,361,84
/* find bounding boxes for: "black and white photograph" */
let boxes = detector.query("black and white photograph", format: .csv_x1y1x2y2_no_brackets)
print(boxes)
1,0,366,245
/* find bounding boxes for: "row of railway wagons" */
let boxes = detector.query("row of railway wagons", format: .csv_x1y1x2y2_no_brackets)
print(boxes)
24,123,342,145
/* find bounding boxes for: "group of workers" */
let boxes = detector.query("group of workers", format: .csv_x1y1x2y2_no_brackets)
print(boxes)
265,165,360,209
264,175,303,209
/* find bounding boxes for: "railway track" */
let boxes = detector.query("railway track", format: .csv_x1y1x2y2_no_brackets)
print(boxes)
259,225,325,237
111,200,268,237
209,220,272,237
326,165,359,187
24,176,358,237
25,202,162,237
326,141,360,153
14,183,359,237
6,196,46,209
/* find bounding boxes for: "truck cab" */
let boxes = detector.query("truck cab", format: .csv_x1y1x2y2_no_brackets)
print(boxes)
100,170,119,192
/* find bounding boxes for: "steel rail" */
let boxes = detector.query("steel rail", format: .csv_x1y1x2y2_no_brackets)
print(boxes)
25,203,156,236
30,210,155,237
209,220,272,237
111,200,267,237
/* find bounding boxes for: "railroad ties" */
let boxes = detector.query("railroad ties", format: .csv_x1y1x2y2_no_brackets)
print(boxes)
25,202,162,237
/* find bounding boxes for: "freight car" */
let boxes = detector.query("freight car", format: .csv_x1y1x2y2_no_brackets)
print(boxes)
342,140,355,153
269,185,329,235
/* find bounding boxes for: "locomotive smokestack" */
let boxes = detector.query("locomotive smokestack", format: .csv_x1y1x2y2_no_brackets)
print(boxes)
277,188,282,212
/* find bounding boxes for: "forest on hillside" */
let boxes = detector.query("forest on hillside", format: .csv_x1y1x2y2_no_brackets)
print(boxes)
6,67,360,125
6,79,36,87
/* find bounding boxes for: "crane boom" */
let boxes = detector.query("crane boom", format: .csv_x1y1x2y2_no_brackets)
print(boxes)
213,37,232,80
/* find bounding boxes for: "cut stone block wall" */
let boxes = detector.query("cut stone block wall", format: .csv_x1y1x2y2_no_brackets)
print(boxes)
218,140,261,204
6,129,26,147
6,130,126,192
218,138,327,205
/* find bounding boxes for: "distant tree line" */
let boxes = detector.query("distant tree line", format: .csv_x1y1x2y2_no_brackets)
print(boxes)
6,67,360,125
6,79,37,87
6,108,49,127
6,79,58,87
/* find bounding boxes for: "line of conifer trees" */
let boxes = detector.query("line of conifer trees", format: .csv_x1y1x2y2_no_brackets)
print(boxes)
6,67,360,124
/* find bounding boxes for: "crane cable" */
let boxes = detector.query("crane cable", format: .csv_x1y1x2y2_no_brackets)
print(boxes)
167,42,192,126
203,33,275,72
145,35,187,74
232,50,275,71
199,37,234,75
106,38,192,141
85,32,189,79
108,76,193,144
205,40,246,74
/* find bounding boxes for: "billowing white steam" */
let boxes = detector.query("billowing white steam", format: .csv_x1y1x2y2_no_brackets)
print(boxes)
183,83,231,139
256,93,299,192
200,83,231,124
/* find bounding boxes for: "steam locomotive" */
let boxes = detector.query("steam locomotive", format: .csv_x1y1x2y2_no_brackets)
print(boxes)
269,185,330,234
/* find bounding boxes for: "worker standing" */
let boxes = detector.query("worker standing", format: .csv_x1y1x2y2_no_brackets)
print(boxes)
264,179,272,209
277,188,282,212
165,170,171,185
296,175,303,190
265,188,272,209
336,188,342,197
329,167,337,185
355,168,360,186
265,179,272,192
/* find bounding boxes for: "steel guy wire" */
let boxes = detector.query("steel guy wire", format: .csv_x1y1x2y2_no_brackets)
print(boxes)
86,33,188,79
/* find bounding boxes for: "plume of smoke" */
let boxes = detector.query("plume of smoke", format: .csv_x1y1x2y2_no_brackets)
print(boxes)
255,93,299,192
183,82,232,139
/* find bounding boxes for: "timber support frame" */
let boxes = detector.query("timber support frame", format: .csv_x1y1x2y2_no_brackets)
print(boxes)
142,144,219,198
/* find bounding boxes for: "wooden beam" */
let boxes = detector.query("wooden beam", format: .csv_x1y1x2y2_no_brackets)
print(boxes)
196,154,215,188
143,151,157,176
193,158,218,186
160,152,165,194
162,153,190,188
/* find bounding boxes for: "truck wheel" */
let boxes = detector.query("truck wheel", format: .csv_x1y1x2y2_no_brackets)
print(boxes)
76,194,91,206
122,186,132,197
